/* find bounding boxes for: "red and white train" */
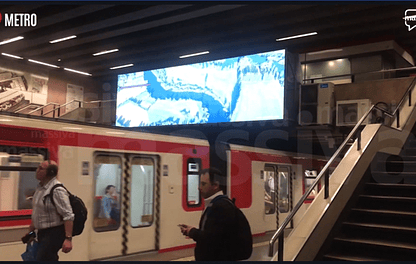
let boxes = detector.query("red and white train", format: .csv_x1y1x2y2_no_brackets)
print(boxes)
0,113,327,261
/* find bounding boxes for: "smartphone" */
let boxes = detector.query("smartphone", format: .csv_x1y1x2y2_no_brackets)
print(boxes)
21,231,36,244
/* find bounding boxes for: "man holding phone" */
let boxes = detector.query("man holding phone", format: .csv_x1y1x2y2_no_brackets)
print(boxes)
179,168,237,261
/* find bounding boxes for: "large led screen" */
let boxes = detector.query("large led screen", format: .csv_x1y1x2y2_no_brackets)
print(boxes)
116,49,285,127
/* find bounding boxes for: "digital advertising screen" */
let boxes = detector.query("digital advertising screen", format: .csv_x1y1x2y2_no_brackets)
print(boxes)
116,49,285,127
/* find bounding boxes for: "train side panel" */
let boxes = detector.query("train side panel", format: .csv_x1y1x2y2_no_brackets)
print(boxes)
158,153,200,253
228,144,327,236
0,114,210,261
57,146,205,260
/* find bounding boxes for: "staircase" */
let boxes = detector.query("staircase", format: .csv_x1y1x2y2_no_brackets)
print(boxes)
318,130,416,261
11,100,44,115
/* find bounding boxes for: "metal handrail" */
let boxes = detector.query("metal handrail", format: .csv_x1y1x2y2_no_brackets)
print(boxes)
392,78,416,118
42,99,116,117
82,99,116,104
14,102,57,114
268,76,416,260
27,102,60,115
14,104,33,113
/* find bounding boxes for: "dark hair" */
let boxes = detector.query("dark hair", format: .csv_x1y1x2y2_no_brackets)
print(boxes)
105,185,115,194
200,167,223,186
46,160,58,178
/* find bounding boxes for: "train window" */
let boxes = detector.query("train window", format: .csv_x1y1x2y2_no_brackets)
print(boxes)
130,157,154,228
264,169,276,215
93,155,122,232
187,159,201,207
0,153,43,213
187,174,200,205
277,168,290,213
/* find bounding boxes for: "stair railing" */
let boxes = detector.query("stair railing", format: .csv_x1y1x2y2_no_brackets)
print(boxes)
268,76,416,260
26,102,61,117
41,99,116,118
391,78,416,128
14,102,59,115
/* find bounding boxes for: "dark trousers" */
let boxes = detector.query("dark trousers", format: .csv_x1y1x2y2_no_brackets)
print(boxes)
37,224,65,261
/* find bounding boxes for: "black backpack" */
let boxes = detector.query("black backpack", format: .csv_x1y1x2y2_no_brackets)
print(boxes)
215,195,253,260
43,184,88,236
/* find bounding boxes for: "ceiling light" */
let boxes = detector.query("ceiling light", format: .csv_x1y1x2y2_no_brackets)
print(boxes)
110,64,134,70
62,126,83,130
93,49,119,56
2,53,23,59
49,35,77,44
0,36,24,45
276,32,317,42
179,51,209,59
64,68,92,76
28,59,59,68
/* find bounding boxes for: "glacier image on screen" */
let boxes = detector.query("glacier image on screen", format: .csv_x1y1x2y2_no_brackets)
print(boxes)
116,49,285,127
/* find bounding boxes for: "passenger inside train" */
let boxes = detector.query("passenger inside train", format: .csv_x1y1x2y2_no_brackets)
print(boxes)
99,185,120,226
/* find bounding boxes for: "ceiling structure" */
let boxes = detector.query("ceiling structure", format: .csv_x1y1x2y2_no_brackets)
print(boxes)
0,3,415,82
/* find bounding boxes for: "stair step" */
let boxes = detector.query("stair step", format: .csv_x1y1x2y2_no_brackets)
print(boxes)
383,160,416,164
372,171,416,175
366,182,416,188
392,156,416,161
334,237,416,251
323,253,387,261
350,208,416,217
343,221,416,232
359,195,416,201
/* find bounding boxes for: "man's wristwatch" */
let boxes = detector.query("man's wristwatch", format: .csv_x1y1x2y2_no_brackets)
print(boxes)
65,236,72,241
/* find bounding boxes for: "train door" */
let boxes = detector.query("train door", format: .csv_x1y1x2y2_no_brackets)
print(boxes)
264,164,292,229
90,153,158,260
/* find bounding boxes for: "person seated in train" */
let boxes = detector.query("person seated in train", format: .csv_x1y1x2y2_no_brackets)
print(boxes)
99,185,120,225
264,176,275,213
179,168,239,261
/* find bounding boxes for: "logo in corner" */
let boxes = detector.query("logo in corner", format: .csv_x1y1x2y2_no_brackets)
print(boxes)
404,9,416,31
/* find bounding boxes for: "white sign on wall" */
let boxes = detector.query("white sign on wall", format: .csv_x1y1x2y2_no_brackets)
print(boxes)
66,84,84,113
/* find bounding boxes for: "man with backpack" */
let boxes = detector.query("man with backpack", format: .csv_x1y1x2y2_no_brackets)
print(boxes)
21,160,74,261
179,168,253,261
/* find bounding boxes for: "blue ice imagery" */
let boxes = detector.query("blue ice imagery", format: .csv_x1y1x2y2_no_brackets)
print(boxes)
116,49,285,127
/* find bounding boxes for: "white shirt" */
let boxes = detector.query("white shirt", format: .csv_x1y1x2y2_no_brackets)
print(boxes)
31,177,75,230
203,190,224,210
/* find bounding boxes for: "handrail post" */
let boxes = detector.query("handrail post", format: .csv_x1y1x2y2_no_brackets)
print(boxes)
324,170,329,199
41,109,43,116
268,240,274,257
357,128,361,151
409,90,412,107
278,234,284,261
58,108,60,118
79,101,81,108
397,111,400,128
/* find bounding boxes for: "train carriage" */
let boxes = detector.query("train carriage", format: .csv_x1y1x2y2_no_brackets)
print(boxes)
0,114,327,261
